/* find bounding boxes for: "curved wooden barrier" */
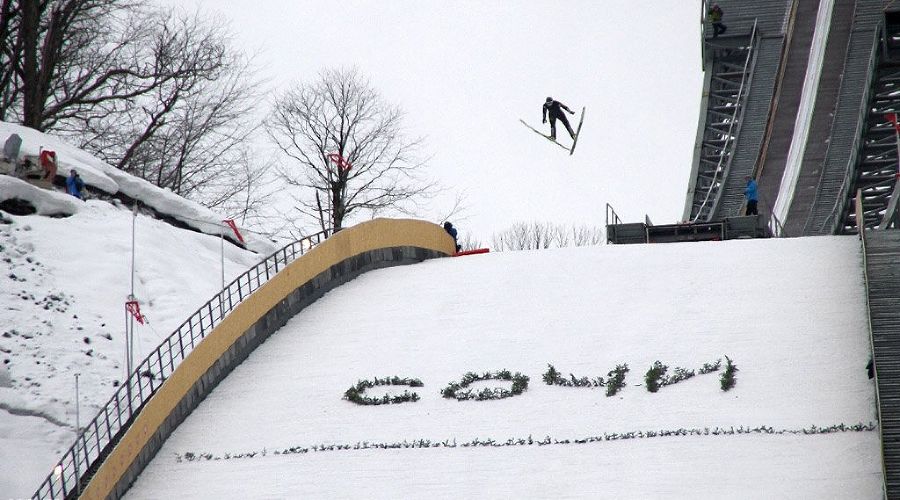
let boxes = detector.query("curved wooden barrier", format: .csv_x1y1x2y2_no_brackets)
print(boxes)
81,218,455,499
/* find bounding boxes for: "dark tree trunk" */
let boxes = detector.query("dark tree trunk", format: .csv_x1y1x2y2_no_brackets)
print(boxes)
0,0,16,119
19,0,40,128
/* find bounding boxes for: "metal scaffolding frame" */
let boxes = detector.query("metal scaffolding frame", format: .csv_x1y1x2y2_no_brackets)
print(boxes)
686,23,759,222
839,23,900,232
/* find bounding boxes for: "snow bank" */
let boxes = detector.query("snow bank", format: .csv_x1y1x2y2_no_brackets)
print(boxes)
0,176,82,216
0,121,274,254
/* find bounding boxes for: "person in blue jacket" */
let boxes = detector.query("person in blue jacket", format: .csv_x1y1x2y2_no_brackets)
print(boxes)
744,175,758,215
443,221,461,252
66,169,84,199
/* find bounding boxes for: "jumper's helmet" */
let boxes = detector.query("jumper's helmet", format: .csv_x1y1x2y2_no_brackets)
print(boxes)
546,97,553,102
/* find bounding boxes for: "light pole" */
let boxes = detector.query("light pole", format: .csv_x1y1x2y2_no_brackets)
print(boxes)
74,372,81,495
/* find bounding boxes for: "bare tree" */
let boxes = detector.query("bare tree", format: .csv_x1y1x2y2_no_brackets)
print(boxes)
458,232,482,252
491,221,605,251
0,2,275,229
267,67,435,233
571,224,605,246
74,14,261,190
4,1,236,134
44,8,271,222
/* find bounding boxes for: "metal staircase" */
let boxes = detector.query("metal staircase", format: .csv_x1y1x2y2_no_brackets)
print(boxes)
862,227,900,498
685,0,794,223
684,27,758,222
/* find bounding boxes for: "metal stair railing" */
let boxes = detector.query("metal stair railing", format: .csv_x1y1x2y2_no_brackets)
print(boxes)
691,19,760,222
31,229,330,500
856,189,888,500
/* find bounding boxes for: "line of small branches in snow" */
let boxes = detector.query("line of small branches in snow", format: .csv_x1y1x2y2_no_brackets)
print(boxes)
174,422,877,463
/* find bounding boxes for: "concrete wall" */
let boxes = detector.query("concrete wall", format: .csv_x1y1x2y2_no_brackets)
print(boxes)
80,218,455,499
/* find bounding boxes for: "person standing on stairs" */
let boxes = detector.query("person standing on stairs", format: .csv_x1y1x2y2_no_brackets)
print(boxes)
708,3,727,38
744,175,759,216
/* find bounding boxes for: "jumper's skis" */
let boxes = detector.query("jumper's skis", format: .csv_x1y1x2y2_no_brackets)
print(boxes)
569,107,585,156
519,119,569,151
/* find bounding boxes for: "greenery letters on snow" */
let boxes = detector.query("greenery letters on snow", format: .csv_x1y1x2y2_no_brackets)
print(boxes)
344,376,424,405
344,358,734,404
720,356,738,391
542,363,630,397
644,359,725,393
442,370,530,401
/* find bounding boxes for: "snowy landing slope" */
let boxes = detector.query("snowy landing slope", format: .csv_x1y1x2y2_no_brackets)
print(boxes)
128,236,882,499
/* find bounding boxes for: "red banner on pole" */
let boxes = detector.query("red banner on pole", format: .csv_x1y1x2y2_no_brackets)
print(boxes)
327,153,353,172
125,300,145,325
222,219,245,243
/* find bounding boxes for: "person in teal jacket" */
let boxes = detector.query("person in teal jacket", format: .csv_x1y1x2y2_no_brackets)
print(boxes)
744,175,758,216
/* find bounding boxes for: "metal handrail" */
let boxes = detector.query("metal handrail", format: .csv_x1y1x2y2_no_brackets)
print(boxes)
605,203,622,228
700,0,708,67
692,19,760,222
605,203,622,245
855,188,888,500
31,229,330,500
768,211,785,237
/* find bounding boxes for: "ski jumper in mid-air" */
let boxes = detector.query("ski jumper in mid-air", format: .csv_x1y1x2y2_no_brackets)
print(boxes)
543,97,576,141
519,97,585,155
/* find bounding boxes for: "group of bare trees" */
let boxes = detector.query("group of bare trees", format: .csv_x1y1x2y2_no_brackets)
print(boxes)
0,0,267,223
491,221,605,252
0,3,461,238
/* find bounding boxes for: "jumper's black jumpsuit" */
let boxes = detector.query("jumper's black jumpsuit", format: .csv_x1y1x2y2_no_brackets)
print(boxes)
543,100,575,140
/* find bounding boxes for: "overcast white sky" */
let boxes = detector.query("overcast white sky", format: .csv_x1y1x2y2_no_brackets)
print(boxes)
161,0,703,241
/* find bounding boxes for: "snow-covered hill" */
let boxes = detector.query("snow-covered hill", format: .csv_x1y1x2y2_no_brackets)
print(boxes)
126,236,882,499
0,121,274,253
0,123,269,496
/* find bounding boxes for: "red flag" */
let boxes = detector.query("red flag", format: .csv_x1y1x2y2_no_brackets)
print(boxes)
222,219,245,243
125,300,145,325
327,153,353,172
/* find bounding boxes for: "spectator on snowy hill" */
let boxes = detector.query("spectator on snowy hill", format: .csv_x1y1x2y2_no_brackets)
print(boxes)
66,169,84,199
3,133,21,164
40,150,57,182
443,221,461,252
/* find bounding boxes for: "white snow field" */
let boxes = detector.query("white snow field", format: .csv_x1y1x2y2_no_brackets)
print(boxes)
1,120,267,496
127,236,883,499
